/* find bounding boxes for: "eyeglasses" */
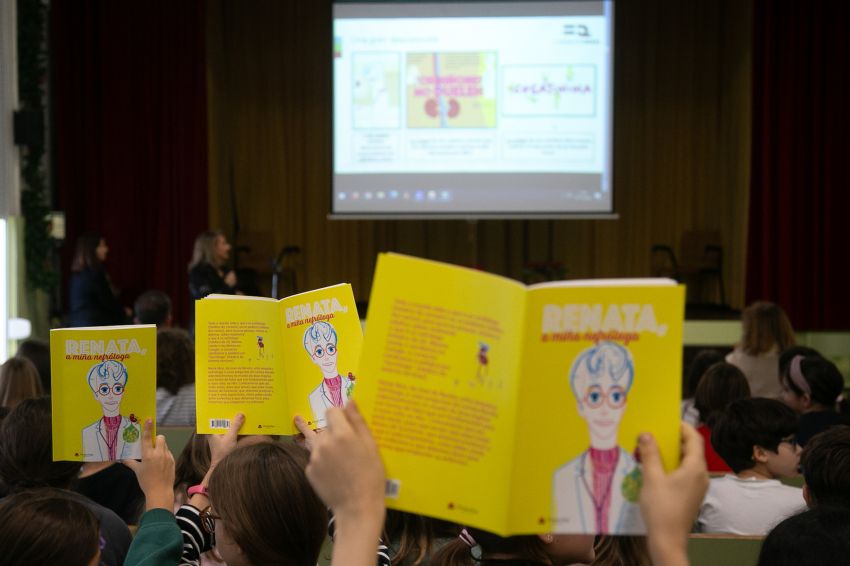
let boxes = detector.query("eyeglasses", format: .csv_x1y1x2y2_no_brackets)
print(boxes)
199,506,222,535
780,434,797,446
97,383,125,396
583,384,627,409
313,343,337,358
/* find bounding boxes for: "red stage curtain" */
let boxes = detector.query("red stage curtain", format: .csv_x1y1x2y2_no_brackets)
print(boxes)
51,0,208,327
747,1,850,330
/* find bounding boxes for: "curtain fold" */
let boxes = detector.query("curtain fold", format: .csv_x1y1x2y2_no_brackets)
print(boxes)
51,0,208,327
747,1,850,329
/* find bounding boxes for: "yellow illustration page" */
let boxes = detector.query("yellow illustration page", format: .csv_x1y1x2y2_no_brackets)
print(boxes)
278,283,362,431
508,282,685,534
357,253,526,535
50,325,156,462
195,296,288,434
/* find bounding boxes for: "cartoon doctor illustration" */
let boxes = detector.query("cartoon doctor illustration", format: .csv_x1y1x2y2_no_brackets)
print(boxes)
552,341,643,534
304,321,353,426
81,360,141,461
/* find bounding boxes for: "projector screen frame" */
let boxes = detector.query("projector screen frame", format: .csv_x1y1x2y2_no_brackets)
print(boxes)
330,0,616,220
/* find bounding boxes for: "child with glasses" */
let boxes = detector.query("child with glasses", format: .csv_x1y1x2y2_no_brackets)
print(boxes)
696,397,805,534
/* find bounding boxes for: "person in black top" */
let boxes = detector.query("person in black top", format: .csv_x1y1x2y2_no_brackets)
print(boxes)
188,230,238,335
68,233,128,327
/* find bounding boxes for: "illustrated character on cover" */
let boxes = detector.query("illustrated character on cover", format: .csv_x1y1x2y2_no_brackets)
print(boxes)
552,341,643,534
81,359,141,461
257,335,265,358
304,321,353,425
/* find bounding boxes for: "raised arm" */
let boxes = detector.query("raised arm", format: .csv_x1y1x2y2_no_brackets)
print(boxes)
305,401,387,566
638,422,709,566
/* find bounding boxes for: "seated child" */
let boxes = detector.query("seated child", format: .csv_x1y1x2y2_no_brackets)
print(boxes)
800,425,850,508
0,397,132,565
0,487,102,566
779,349,848,447
681,349,726,426
693,362,751,472
697,398,805,534
756,506,850,566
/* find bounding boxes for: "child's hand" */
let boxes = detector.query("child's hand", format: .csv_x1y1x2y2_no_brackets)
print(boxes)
306,402,386,566
306,401,385,520
638,422,709,566
294,415,320,452
123,419,175,512
208,413,245,469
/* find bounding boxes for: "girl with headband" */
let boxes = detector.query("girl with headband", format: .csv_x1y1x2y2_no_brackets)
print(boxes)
779,353,848,447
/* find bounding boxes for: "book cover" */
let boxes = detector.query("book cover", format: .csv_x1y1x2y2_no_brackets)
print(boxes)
195,284,362,434
356,253,684,536
50,325,157,462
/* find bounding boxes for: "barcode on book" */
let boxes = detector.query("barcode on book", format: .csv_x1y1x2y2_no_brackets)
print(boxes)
385,479,401,499
209,419,230,429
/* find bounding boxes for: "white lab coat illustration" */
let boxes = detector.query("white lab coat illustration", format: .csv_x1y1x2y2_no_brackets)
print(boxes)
552,447,644,534
308,375,353,426
81,416,141,462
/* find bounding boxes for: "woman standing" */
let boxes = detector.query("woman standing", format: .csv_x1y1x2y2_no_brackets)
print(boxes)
188,231,238,334
68,233,127,327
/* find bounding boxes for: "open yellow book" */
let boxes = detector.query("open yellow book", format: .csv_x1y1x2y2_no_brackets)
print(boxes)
195,284,362,434
356,253,685,536
50,325,157,462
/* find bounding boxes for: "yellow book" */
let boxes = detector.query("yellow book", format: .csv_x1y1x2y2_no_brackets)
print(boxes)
356,253,685,536
195,284,362,434
50,325,157,462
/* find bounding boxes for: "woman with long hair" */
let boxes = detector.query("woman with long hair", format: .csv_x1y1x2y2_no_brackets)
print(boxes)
725,301,796,398
68,233,127,327
188,231,238,334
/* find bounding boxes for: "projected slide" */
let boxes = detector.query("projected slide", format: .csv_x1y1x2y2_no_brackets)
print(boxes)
333,2,614,216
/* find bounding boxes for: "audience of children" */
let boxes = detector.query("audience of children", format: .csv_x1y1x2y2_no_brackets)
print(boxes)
0,356,44,409
697,398,805,534
0,397,133,565
680,349,725,426
156,328,197,426
68,233,129,327
15,337,51,393
778,348,848,447
725,301,796,398
692,362,751,472
5,290,850,565
0,487,103,566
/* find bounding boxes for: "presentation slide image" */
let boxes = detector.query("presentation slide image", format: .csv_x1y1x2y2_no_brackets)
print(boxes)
353,52,401,129
406,51,497,129
501,64,597,117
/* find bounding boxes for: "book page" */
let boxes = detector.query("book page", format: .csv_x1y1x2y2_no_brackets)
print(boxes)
508,284,685,535
195,296,288,434
278,283,363,430
50,325,156,462
356,253,526,535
